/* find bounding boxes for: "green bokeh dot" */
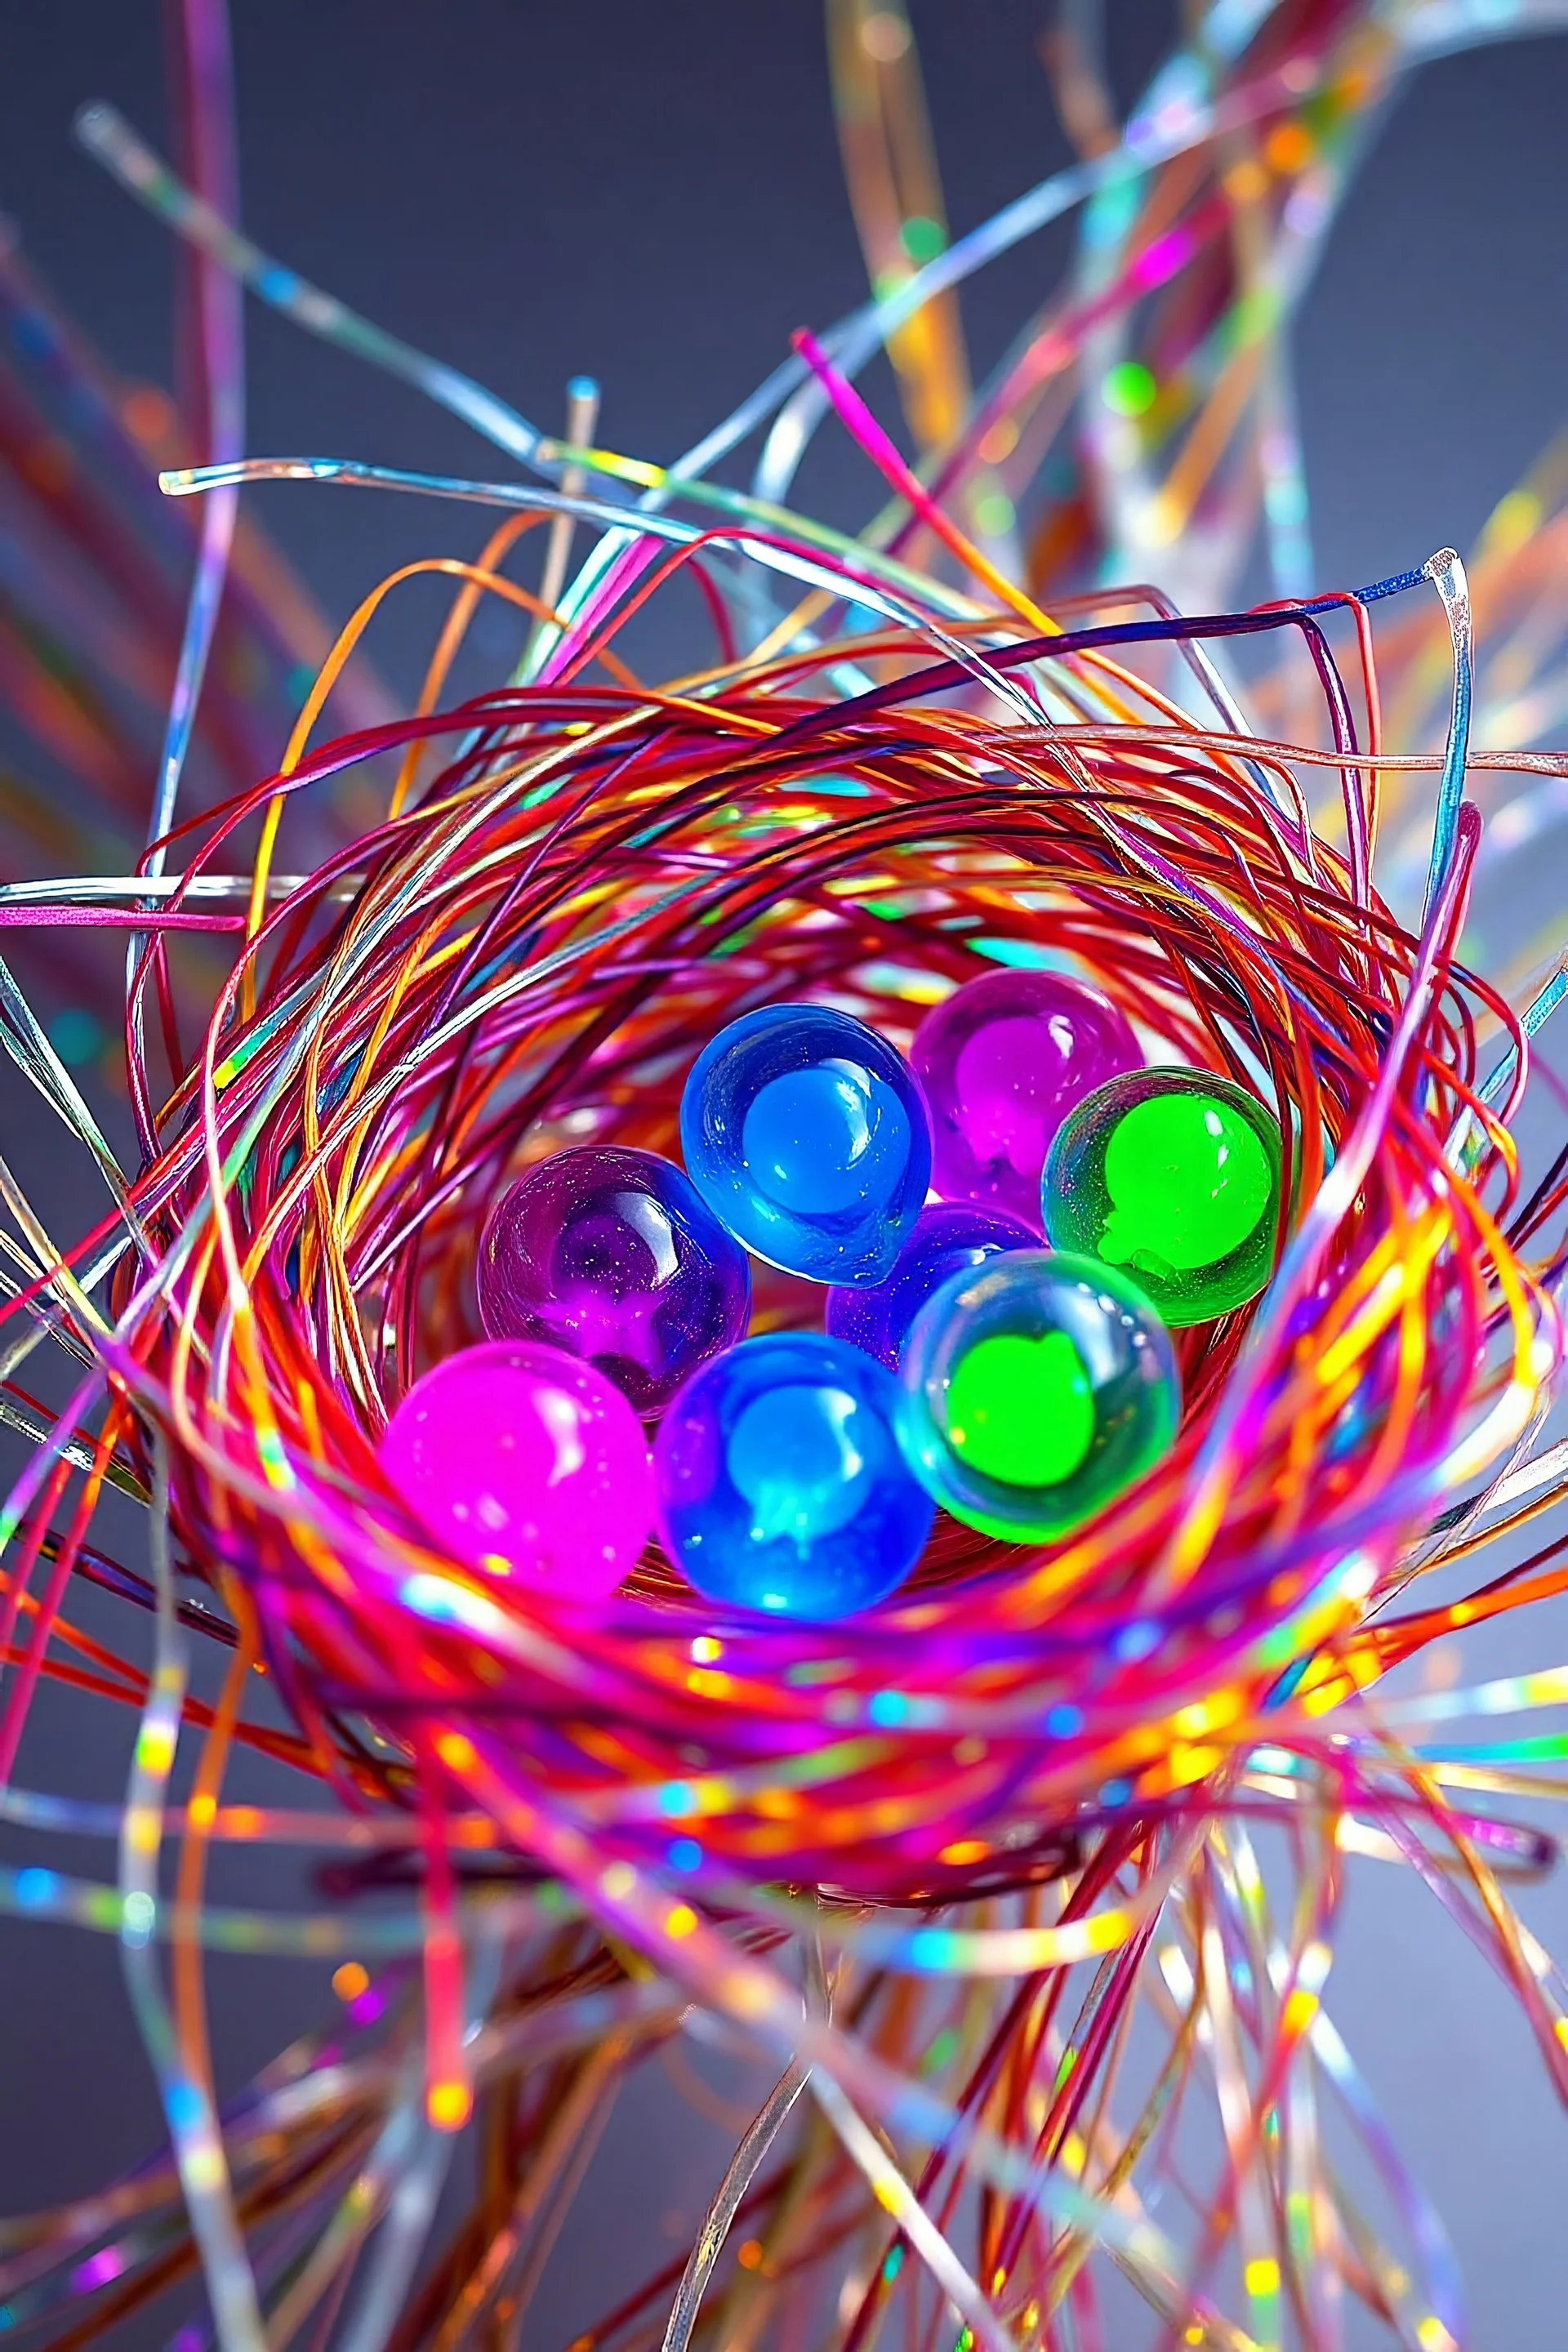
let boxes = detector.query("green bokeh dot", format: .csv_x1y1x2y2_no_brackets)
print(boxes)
1104,360,1157,416
942,1330,1094,1488
900,213,946,265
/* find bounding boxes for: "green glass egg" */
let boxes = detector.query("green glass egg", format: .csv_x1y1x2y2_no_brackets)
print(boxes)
896,1249,1180,1543
1041,1068,1282,1325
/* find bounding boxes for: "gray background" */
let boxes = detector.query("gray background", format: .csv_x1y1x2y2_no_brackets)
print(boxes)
0,3,1566,2343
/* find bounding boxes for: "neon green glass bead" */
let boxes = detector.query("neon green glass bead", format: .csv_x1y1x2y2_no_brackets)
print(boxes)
896,1250,1180,1544
1041,1070,1282,1325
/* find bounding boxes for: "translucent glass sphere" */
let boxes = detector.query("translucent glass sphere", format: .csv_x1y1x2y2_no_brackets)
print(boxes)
1041,1068,1282,1325
679,1003,931,1283
825,1200,1036,1370
476,1146,751,1415
897,1250,1180,1542
911,969,1141,1227
654,1332,934,1618
380,1339,653,1599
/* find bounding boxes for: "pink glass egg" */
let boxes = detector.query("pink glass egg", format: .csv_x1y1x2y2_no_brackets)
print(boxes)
379,1339,653,1601
911,969,1142,1228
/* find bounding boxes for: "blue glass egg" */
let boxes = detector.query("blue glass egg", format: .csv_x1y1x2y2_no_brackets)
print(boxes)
654,1332,934,1617
679,1004,931,1283
825,1200,1037,1370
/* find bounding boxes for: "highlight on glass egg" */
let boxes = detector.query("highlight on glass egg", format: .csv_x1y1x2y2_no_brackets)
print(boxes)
826,1199,1036,1370
379,1338,654,1600
1041,1067,1283,1325
896,1250,1180,1543
477,1143,751,1415
653,1330,935,1618
911,967,1142,1228
679,1002,931,1284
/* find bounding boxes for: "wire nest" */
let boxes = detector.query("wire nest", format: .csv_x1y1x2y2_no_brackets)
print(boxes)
109,628,1543,1899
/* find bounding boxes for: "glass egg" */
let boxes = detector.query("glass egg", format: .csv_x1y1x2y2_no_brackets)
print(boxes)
1041,1067,1282,1325
825,1200,1037,1370
380,1339,653,1600
911,968,1142,1227
679,1003,931,1283
477,1145,751,1415
654,1331,935,1618
896,1250,1180,1543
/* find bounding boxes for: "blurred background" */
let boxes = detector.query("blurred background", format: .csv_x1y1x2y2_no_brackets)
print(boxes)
0,3,1566,2342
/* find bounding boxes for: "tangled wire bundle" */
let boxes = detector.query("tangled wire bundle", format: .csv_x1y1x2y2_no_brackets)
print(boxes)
7,2,1568,2345
107,586,1548,1898
0,533,1550,2347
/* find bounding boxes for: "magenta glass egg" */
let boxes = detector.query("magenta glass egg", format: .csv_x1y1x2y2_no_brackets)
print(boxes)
379,1339,653,1601
477,1146,751,1417
911,969,1142,1227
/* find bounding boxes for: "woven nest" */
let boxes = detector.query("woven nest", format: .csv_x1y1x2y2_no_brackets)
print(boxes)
109,626,1534,1900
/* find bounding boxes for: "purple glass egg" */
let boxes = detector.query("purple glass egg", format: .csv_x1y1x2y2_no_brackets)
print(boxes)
825,1201,1037,1370
477,1146,751,1417
911,969,1142,1227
